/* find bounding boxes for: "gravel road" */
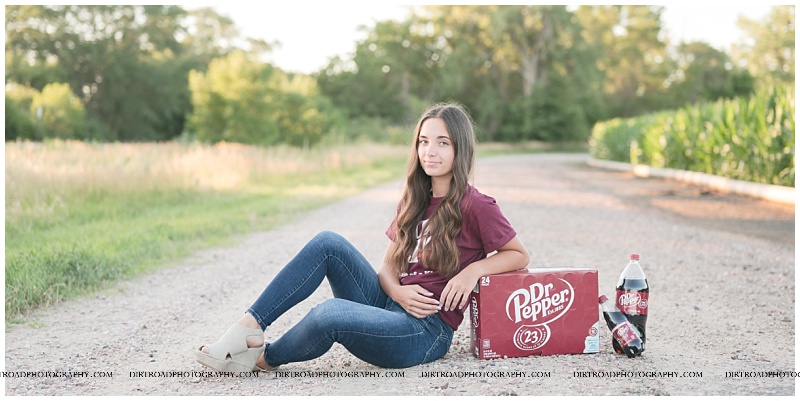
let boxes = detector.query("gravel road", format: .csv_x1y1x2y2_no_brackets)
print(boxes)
4,153,795,396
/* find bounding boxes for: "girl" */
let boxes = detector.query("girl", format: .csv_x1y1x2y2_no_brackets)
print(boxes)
196,102,529,371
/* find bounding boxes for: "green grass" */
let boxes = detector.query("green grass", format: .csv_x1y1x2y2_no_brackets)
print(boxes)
5,140,407,322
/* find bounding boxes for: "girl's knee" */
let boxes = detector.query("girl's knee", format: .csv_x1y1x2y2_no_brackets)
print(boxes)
309,231,352,255
305,299,352,329
310,231,344,248
312,230,342,243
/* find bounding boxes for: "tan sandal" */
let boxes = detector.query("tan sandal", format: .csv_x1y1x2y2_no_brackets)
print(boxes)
195,323,265,372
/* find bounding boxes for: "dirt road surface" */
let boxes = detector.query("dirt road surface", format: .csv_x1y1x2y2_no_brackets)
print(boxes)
4,153,795,396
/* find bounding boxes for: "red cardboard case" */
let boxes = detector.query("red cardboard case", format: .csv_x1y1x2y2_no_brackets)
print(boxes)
470,267,600,359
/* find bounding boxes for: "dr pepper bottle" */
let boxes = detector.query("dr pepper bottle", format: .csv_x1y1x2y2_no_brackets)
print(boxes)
613,253,649,353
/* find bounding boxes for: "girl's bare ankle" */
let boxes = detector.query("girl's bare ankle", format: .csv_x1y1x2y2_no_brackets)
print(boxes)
238,313,261,329
256,354,273,370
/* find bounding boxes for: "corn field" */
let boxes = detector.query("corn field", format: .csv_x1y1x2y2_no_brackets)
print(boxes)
589,86,795,187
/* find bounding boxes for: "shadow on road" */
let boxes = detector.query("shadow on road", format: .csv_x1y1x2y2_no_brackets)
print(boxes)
568,161,795,245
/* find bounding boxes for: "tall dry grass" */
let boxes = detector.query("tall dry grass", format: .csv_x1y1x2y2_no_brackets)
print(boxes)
6,140,407,230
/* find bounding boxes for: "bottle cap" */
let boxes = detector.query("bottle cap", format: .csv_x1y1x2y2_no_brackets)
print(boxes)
598,295,608,303
630,253,639,260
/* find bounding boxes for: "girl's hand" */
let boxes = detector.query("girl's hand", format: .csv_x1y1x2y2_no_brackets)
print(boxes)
440,266,481,312
392,284,441,318
440,236,531,312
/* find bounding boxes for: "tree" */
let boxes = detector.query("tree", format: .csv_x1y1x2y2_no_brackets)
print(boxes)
424,5,598,141
575,5,670,118
493,6,559,98
5,5,191,140
273,73,345,147
423,5,514,139
5,5,265,142
188,51,343,147
5,84,39,140
319,5,606,141
187,51,281,145
503,74,589,142
179,7,274,72
667,41,754,105
317,19,435,124
30,83,85,139
732,5,794,88
181,7,241,62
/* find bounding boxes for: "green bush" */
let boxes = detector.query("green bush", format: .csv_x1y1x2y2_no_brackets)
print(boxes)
499,76,591,143
590,86,795,187
5,97,37,141
321,116,409,146
187,51,347,147
30,83,85,140
5,84,39,140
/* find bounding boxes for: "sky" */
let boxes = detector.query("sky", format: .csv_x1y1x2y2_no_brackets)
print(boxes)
190,2,780,74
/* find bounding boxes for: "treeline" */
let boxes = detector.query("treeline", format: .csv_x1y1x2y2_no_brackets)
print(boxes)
5,5,795,145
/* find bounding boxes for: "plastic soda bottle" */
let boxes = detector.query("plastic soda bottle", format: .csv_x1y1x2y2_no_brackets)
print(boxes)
614,253,649,353
599,295,643,358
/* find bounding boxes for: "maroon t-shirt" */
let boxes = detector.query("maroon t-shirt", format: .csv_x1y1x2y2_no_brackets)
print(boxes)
385,184,517,330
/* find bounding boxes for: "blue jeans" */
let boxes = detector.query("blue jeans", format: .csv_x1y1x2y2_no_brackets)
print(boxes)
245,231,454,369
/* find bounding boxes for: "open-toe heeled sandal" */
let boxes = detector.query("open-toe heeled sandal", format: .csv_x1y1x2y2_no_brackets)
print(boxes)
195,323,265,372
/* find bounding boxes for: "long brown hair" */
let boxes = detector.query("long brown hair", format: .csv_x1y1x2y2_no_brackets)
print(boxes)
388,103,476,278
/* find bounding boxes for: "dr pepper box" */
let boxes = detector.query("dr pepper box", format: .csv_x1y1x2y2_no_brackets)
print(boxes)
470,267,600,359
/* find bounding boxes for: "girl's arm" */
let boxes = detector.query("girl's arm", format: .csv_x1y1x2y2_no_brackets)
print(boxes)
439,235,530,312
378,244,441,318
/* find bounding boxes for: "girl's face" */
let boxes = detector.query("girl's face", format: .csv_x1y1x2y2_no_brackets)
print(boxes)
417,117,455,183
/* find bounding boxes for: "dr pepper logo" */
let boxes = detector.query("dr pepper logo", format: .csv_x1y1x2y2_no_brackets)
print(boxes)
470,296,479,328
616,290,649,314
505,279,574,325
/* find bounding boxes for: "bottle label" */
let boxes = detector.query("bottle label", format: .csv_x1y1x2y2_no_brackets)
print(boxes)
616,290,648,315
611,320,640,348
